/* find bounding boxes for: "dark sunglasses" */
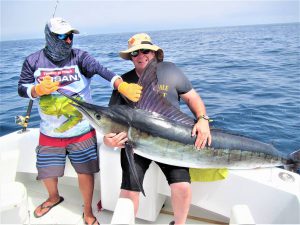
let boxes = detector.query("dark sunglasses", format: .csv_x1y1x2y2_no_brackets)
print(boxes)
130,49,151,57
56,33,74,40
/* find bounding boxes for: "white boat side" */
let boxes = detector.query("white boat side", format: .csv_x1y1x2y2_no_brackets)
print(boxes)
1,128,299,224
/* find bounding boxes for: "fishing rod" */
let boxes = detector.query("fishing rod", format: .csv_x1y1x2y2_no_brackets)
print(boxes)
16,0,60,132
16,89,63,132
15,99,33,132
52,0,59,17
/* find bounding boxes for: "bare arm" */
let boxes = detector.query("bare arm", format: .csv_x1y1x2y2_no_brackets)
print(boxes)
181,89,211,149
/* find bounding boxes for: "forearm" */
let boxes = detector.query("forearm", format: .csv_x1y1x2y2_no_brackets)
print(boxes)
92,63,123,89
181,89,207,119
18,82,36,99
183,89,212,148
18,58,36,99
81,51,120,87
190,97,207,119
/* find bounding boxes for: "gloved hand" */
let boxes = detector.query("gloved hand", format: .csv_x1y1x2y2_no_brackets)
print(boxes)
117,82,142,102
35,75,59,96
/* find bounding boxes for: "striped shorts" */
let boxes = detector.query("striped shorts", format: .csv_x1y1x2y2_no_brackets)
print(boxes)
36,130,99,180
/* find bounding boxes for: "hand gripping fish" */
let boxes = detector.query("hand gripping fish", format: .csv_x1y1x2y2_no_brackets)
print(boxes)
57,60,300,196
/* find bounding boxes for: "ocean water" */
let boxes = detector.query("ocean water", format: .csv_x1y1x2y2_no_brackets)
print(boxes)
0,23,299,155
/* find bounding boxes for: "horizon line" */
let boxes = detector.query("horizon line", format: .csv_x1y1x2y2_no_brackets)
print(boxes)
1,21,299,43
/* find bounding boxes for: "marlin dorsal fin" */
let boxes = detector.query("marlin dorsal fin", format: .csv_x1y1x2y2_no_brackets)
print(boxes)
135,60,195,126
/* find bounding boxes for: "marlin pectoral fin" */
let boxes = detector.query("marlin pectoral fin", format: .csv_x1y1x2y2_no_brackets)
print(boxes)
125,142,146,196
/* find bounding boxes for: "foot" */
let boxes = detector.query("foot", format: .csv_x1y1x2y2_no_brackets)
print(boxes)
33,196,64,218
83,213,99,225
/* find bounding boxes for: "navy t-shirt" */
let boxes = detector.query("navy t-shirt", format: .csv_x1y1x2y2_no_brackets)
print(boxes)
109,61,193,108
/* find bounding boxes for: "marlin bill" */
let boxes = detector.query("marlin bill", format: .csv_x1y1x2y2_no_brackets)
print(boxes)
58,60,300,171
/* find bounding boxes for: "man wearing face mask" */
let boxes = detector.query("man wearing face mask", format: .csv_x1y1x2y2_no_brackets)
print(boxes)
18,17,142,225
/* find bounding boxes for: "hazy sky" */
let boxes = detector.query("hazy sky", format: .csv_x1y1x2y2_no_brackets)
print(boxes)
1,0,299,41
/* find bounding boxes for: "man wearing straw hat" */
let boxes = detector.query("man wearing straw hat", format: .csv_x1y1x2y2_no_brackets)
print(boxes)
103,33,211,224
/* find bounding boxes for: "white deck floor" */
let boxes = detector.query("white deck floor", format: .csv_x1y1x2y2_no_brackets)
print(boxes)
3,129,299,225
16,172,220,225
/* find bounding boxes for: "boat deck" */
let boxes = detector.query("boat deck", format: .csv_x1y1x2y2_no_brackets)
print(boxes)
3,129,299,224
16,173,212,225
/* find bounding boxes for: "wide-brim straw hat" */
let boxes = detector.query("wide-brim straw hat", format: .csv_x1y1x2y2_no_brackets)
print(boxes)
119,33,164,62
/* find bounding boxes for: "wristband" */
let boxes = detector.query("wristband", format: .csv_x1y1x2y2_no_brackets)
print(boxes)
197,115,213,122
110,75,122,89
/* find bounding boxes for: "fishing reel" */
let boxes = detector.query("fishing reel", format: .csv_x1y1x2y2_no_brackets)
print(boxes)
15,115,30,133
15,99,34,132
15,115,28,127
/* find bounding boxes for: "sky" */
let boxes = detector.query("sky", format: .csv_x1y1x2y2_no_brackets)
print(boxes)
1,0,299,41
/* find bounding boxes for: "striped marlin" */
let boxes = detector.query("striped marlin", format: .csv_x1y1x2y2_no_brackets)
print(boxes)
58,60,300,195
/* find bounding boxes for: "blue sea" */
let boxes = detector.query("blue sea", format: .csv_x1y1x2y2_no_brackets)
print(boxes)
1,23,299,155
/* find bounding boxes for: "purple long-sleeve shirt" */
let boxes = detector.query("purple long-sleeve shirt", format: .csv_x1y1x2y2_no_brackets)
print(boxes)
18,48,119,138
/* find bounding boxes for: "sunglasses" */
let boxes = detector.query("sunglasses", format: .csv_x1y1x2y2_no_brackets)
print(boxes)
56,33,74,40
130,49,151,57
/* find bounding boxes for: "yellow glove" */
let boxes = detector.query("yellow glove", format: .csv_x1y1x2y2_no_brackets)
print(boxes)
35,75,59,96
117,82,142,102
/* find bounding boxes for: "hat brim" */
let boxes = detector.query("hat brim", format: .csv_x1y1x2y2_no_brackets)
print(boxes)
53,28,80,35
70,29,80,34
119,44,161,60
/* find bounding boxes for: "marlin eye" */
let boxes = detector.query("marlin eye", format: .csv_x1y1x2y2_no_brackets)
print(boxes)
95,113,101,120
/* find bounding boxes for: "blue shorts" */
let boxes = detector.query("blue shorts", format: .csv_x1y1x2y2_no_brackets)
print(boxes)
36,130,99,180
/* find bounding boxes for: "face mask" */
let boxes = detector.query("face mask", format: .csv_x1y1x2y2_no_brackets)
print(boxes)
43,25,72,62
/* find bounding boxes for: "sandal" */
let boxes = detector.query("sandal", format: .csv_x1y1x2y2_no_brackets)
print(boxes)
33,196,64,218
82,213,99,225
